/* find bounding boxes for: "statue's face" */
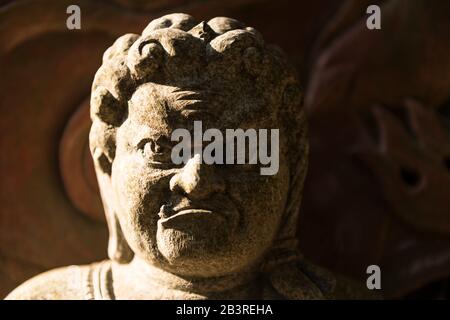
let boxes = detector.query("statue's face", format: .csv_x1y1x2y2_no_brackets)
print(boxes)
111,82,290,277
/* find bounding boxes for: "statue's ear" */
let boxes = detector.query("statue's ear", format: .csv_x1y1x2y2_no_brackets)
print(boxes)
90,86,126,127
90,120,117,177
93,148,134,263
105,208,134,263
93,148,112,176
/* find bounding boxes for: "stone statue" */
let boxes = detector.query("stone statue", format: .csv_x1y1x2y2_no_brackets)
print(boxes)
6,14,365,300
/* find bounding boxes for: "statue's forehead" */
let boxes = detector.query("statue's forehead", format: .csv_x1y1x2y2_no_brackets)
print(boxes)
127,82,277,131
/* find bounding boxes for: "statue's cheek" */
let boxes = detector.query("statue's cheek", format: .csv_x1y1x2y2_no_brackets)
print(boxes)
117,165,175,213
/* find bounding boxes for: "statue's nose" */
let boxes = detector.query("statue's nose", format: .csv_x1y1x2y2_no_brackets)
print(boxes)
169,153,225,199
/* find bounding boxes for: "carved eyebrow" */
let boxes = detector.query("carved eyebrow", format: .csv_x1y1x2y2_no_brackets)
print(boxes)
171,89,204,101
171,90,204,104
168,88,223,120
172,98,205,111
169,90,209,113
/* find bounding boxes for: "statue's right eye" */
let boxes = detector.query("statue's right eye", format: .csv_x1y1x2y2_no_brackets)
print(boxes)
136,138,156,155
136,138,173,165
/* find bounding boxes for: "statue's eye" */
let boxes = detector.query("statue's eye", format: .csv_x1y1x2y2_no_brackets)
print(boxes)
138,139,157,154
137,138,172,165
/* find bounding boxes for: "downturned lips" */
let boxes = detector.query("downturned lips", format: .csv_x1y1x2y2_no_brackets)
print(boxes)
157,202,230,226
158,207,215,224
157,197,240,230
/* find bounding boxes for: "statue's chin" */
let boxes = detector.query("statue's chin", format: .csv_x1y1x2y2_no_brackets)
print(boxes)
156,225,236,275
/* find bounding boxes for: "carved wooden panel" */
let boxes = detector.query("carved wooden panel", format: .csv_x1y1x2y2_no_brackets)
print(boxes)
301,0,450,298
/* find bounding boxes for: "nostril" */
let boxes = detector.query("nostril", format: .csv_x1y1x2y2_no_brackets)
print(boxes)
169,181,186,196
400,166,421,187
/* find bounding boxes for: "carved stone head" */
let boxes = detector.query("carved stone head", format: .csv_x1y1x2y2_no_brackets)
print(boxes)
89,13,307,278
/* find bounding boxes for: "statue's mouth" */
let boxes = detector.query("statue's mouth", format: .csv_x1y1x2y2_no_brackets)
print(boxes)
158,207,216,224
157,198,238,229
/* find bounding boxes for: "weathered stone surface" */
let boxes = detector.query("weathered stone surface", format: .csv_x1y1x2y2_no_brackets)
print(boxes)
6,13,366,300
0,0,339,299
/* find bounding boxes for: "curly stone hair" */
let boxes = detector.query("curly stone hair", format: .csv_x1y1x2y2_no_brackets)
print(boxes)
89,14,310,287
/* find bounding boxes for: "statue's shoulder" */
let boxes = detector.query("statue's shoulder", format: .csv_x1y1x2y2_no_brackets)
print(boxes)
266,259,380,300
5,261,111,300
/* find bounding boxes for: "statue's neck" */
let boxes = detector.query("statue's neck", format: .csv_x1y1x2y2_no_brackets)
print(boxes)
111,257,263,299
